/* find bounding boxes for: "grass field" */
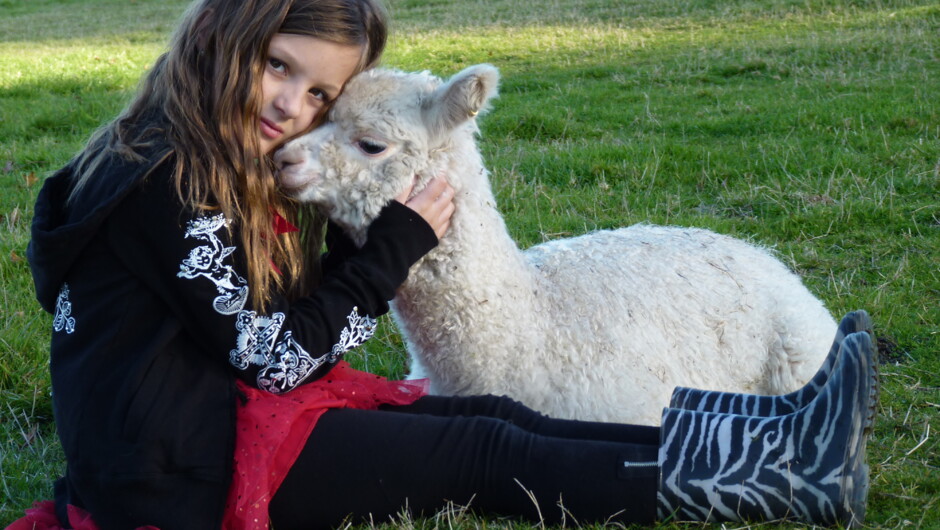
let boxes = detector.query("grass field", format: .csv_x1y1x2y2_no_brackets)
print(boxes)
1,0,938,527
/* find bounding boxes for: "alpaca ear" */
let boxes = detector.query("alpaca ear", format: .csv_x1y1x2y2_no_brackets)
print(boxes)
424,64,499,136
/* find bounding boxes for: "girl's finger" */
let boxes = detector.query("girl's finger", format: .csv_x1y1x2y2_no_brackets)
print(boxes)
394,175,419,204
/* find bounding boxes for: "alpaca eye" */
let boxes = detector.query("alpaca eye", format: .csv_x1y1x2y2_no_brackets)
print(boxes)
356,137,387,156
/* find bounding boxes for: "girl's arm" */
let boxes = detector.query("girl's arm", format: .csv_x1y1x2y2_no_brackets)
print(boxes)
106,171,438,393
322,176,454,273
321,220,360,275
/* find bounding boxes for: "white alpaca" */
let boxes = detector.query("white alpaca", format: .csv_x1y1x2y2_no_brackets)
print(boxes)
276,64,837,425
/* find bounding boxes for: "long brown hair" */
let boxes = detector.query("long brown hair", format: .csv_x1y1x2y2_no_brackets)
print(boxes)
71,0,388,309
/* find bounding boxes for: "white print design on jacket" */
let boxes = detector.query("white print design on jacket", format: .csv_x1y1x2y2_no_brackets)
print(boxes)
331,310,377,362
179,213,378,393
230,310,288,370
231,309,321,393
257,329,319,393
229,307,377,393
177,213,249,315
53,283,76,334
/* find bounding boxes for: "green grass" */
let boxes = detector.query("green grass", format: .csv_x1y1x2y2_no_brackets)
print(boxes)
2,0,938,527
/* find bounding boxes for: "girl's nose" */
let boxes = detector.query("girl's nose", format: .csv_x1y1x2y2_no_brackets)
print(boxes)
274,85,303,119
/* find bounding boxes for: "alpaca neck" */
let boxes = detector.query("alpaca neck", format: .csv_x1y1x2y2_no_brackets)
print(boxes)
390,132,547,391
425,139,527,280
395,137,536,326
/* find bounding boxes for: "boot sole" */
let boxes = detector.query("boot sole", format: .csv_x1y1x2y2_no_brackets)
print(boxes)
844,310,879,435
841,331,879,528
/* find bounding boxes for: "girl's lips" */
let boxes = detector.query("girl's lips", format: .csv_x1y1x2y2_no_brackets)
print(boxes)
260,118,283,140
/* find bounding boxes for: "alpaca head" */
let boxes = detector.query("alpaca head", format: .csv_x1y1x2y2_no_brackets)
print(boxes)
276,64,500,241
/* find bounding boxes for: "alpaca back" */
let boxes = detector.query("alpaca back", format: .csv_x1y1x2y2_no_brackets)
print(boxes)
514,224,835,423
395,219,835,426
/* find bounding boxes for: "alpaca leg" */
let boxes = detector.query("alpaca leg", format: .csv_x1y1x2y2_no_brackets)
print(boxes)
657,331,877,527
669,310,874,416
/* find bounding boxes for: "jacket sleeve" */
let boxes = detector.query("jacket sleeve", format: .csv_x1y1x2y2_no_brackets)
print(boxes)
105,170,437,394
320,220,360,276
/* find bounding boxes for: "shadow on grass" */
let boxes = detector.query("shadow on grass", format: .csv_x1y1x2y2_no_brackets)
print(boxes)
0,77,129,147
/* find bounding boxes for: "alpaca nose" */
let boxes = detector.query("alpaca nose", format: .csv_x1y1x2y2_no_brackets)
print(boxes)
275,144,320,191
274,145,304,172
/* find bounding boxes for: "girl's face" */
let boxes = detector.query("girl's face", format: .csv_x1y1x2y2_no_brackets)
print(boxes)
259,33,363,155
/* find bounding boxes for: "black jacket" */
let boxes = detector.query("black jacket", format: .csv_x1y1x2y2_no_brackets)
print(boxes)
28,142,437,529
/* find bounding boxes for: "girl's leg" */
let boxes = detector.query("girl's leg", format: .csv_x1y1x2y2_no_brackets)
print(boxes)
271,330,876,529
269,406,659,529
382,393,660,445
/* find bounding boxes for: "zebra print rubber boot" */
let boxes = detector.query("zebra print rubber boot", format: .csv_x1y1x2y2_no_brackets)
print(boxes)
658,331,877,527
669,310,874,417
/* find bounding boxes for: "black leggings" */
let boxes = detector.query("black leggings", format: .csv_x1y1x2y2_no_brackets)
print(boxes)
270,394,660,529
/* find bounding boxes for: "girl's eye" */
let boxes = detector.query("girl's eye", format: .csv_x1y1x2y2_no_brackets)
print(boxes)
356,137,387,156
309,88,327,101
268,58,286,73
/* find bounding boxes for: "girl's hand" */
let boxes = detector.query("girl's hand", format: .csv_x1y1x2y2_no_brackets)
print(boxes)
395,177,455,239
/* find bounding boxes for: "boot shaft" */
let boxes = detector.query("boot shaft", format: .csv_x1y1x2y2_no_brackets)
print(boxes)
658,331,877,527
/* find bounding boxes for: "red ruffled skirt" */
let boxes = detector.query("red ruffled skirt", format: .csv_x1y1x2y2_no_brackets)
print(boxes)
224,361,427,529
6,362,427,530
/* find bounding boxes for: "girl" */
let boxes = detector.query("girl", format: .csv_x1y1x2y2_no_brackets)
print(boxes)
16,0,876,528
